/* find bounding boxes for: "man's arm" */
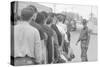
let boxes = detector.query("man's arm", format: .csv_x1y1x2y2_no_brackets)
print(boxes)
76,30,83,45
34,29,42,64
53,30,59,46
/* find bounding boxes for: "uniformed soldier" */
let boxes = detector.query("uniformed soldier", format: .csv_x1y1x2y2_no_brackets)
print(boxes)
76,19,90,62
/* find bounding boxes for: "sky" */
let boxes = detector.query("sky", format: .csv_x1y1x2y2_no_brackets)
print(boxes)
38,2,98,19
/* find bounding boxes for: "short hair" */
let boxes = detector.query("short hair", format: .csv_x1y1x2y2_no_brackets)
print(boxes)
46,17,53,24
82,19,87,25
21,7,34,21
56,13,66,22
48,12,56,18
35,12,46,24
27,5,37,13
41,11,48,19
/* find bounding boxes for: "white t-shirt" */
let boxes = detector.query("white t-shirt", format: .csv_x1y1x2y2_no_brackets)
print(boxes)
56,22,69,42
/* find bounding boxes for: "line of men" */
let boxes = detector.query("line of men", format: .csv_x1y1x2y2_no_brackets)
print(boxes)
11,5,90,66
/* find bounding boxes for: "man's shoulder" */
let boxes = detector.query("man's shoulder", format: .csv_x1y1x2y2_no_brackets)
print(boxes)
31,22,42,30
14,24,22,30
14,22,39,32
29,24,39,32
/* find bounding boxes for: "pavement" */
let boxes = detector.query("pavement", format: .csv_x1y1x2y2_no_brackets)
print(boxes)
69,31,97,62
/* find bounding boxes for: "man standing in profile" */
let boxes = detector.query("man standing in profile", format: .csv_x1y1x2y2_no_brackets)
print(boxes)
14,6,42,65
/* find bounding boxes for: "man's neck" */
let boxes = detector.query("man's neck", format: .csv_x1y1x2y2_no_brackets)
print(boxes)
18,20,29,24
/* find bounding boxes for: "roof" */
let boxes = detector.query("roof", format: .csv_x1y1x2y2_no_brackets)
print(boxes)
17,1,52,16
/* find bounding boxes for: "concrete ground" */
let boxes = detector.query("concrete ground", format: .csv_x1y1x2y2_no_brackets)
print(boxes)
69,31,97,62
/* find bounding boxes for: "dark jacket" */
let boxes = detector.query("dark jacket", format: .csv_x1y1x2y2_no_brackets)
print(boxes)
41,24,54,64
51,24,62,46
30,21,46,40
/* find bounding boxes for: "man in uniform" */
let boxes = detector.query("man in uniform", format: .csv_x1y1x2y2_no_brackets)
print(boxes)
76,19,90,62
35,12,54,64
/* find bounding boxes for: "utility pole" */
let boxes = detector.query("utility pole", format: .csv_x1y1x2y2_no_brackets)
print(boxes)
14,1,18,16
53,3,56,13
90,6,93,19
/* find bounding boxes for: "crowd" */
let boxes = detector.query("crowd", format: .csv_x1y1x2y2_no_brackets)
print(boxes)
11,5,90,66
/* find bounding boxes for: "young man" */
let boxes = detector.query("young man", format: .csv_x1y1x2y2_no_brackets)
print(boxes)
14,6,42,65
35,12,54,64
56,14,69,46
28,6,47,64
56,14,75,62
76,19,90,62
46,14,60,63
50,13,62,63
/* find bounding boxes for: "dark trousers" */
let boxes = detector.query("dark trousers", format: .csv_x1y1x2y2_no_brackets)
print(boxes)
81,40,89,62
46,37,53,64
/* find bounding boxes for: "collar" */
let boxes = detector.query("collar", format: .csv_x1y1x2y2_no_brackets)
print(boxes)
17,21,29,25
